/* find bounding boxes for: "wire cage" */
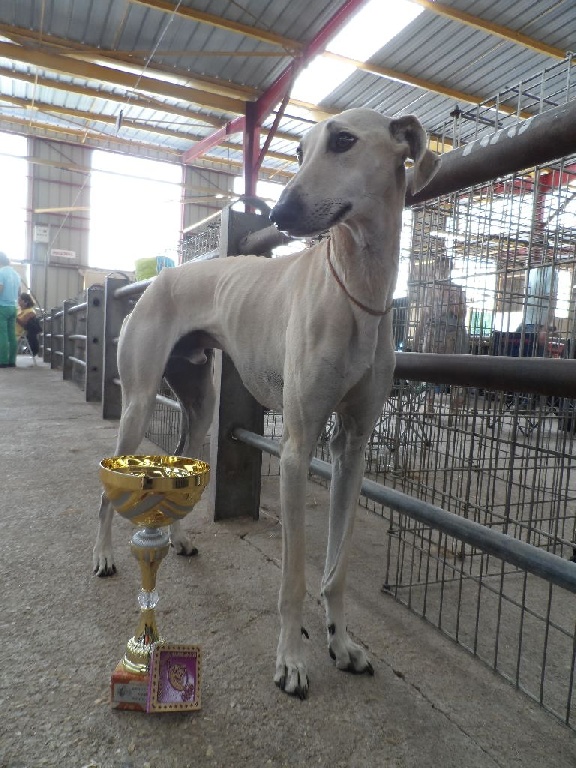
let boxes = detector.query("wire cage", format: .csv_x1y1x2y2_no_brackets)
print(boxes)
179,211,222,264
378,57,576,554
361,57,576,727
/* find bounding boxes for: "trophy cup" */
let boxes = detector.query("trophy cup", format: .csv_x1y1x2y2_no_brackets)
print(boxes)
99,454,210,711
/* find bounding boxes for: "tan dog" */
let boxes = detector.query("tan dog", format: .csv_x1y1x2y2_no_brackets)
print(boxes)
93,108,439,698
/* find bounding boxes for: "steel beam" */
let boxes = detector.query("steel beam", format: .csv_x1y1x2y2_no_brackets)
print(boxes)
394,352,576,398
0,42,244,115
407,98,576,205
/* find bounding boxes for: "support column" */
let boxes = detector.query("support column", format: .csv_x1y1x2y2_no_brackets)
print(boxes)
102,276,130,420
208,206,268,521
85,284,104,402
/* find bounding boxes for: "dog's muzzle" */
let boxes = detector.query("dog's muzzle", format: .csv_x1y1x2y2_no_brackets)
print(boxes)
270,189,305,235
271,190,352,238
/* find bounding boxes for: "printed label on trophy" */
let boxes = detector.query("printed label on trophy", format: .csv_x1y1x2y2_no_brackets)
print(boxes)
110,662,150,711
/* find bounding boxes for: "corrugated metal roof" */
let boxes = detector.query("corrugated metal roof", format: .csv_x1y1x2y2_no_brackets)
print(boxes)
0,0,574,180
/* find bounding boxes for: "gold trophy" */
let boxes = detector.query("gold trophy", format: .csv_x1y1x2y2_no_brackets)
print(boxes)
99,455,209,711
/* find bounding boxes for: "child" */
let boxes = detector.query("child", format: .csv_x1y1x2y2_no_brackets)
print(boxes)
16,293,41,358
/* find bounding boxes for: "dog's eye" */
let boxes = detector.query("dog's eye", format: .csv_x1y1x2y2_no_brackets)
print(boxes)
296,145,303,166
330,131,357,153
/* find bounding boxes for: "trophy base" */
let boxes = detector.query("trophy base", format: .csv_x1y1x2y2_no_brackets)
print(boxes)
110,643,202,712
110,662,149,711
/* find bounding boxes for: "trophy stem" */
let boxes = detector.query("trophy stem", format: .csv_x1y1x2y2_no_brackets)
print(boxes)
121,527,170,674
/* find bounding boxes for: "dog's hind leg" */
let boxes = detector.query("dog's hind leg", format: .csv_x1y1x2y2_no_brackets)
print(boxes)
163,348,216,556
92,380,160,576
93,321,169,576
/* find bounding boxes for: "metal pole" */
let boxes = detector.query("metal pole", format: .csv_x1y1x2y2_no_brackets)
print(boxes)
394,352,576,398
102,276,130,420
62,299,76,381
406,98,576,205
208,206,267,522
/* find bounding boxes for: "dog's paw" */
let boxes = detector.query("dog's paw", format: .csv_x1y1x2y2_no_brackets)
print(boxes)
93,552,117,577
169,522,199,557
274,658,309,699
170,539,199,557
328,625,374,675
274,631,309,699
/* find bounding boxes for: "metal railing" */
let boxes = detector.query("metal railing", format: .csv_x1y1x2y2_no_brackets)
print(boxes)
43,285,104,403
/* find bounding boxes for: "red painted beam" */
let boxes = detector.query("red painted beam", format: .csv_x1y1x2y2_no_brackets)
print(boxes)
182,0,369,165
538,162,576,191
182,115,244,163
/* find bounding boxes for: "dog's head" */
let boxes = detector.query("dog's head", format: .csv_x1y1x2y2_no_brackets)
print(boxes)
270,108,440,238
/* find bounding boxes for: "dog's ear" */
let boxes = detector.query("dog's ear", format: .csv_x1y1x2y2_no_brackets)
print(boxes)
390,115,441,194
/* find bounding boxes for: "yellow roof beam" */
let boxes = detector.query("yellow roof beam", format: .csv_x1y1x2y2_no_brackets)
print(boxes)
0,114,294,181
0,23,258,102
0,66,226,128
128,0,302,53
0,42,246,114
324,52,490,106
126,0,571,65
408,0,568,60
1,65,302,145
0,114,180,154
0,93,204,142
322,52,533,120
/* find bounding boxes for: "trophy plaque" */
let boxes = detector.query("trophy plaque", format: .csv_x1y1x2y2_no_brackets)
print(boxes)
99,454,209,712
147,642,201,712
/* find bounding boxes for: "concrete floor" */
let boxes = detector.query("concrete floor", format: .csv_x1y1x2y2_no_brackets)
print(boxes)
2,355,576,768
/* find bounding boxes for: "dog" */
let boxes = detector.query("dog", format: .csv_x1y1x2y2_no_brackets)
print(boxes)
93,108,440,698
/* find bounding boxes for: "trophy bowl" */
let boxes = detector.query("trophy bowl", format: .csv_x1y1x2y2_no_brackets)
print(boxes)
99,455,210,698
99,454,210,527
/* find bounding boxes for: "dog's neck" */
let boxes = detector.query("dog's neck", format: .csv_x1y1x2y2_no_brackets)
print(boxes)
328,209,402,316
326,239,393,317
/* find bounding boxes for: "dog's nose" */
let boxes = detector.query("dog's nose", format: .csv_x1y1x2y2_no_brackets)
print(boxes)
270,190,304,234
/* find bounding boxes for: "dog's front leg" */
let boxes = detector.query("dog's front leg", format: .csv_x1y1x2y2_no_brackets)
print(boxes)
93,493,117,576
274,439,309,699
321,414,374,675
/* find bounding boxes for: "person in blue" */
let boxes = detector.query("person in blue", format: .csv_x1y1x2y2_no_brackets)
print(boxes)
0,252,22,368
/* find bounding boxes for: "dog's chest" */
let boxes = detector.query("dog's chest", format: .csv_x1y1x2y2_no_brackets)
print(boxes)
242,366,284,410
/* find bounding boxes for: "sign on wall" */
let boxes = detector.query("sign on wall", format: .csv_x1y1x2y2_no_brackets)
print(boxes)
50,248,78,265
33,224,49,243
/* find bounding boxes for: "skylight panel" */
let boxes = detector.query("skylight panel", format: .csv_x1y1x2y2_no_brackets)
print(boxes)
291,0,423,105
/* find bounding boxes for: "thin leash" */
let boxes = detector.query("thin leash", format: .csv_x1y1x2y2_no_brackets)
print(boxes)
325,239,393,317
